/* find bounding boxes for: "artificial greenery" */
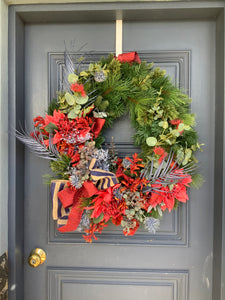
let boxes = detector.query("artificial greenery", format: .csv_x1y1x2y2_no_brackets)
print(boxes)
17,52,203,241
55,54,202,186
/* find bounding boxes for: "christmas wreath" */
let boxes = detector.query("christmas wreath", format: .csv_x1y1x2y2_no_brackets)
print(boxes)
17,51,203,242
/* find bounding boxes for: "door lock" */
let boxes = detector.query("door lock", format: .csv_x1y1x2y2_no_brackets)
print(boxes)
28,248,46,268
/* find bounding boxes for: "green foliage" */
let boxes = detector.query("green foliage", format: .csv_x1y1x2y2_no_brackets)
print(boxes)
190,173,204,189
50,154,71,179
47,98,59,115
177,130,198,148
47,54,202,186
94,134,105,148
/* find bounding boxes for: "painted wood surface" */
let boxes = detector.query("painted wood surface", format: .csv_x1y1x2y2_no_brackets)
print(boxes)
21,20,214,300
7,3,225,300
5,0,198,5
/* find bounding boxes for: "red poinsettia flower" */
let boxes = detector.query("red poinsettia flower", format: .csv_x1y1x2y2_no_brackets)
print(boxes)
70,83,86,97
45,112,94,159
69,150,80,165
146,170,192,212
112,215,123,226
44,110,65,127
87,184,126,223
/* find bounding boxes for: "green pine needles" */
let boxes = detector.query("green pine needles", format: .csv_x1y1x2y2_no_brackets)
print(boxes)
55,53,203,187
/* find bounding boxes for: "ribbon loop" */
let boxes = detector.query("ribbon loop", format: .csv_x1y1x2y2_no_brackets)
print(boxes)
89,158,119,190
117,51,141,64
57,181,98,233
50,180,70,227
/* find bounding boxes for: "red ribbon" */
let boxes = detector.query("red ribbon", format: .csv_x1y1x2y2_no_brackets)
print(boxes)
57,181,98,233
91,118,105,138
117,51,141,64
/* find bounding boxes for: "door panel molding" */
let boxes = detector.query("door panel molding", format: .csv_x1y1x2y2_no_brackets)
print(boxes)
48,203,188,246
48,50,190,99
48,50,190,246
48,267,189,300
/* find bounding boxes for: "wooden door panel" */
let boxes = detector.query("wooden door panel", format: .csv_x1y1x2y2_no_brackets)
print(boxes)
24,20,215,300
48,268,188,300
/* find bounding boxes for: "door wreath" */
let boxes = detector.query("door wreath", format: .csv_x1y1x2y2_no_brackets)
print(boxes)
17,51,203,242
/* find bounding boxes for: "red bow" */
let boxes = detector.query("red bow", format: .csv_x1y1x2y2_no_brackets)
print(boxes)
57,181,98,232
117,51,141,64
91,118,105,138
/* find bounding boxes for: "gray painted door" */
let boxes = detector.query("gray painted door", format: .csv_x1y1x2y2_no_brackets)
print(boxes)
24,20,215,299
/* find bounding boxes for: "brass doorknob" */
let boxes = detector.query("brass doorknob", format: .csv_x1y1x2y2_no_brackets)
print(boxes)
28,248,46,268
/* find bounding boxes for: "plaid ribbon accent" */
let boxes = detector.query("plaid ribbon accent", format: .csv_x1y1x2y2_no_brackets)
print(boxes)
50,180,70,227
89,158,119,190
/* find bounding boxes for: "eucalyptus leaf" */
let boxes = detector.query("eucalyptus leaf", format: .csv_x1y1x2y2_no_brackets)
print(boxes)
93,111,107,118
178,123,184,131
182,149,192,165
67,109,78,119
75,95,89,105
159,121,168,129
80,71,89,77
74,105,82,114
68,73,78,84
165,139,172,145
172,130,180,137
65,92,75,105
146,137,157,146
88,63,94,72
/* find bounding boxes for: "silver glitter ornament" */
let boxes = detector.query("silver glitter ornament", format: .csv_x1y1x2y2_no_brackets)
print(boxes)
94,70,106,82
144,217,160,234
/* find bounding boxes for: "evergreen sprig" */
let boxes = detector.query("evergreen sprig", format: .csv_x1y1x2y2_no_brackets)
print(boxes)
48,53,202,187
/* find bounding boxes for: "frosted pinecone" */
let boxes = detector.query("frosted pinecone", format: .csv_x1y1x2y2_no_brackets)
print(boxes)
122,158,132,169
94,70,106,82
76,210,90,232
144,217,160,234
113,187,122,200
76,132,92,144
92,149,109,171
69,171,83,189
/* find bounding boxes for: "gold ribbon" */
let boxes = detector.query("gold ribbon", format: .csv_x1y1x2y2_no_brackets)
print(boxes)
89,158,119,190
